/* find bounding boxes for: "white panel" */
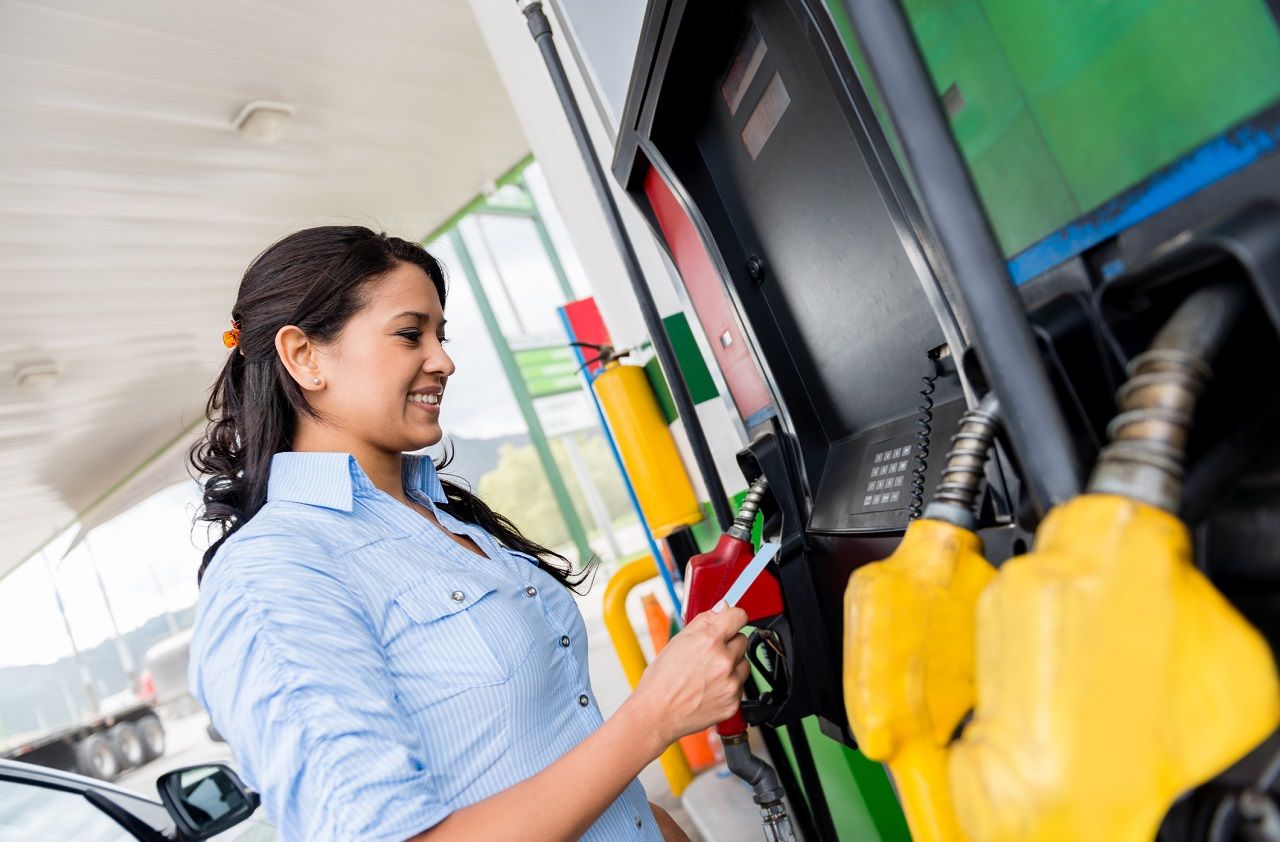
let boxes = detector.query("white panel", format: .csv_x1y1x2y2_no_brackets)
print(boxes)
668,399,749,507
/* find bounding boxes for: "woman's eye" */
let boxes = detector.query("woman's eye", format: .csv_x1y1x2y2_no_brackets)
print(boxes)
437,336,451,345
397,331,422,343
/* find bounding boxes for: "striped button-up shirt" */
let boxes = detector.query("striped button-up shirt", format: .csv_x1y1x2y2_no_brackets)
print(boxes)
189,452,658,841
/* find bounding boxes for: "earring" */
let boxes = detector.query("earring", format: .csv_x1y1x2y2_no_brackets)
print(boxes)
312,378,321,385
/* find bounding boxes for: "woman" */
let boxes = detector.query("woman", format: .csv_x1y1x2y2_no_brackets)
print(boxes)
188,226,751,842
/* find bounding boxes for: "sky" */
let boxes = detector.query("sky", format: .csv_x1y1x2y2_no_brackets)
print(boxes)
0,165,600,668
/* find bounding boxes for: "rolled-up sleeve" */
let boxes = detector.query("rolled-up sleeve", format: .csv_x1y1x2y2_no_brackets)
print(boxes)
190,531,449,842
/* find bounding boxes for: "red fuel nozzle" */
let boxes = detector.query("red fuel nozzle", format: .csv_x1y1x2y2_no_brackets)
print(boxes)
683,478,784,737
683,525,783,737
682,479,797,841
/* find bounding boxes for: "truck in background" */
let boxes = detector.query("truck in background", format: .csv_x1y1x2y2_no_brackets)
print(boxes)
1,690,165,781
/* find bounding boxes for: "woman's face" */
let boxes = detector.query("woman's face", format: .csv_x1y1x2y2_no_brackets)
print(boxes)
310,261,455,454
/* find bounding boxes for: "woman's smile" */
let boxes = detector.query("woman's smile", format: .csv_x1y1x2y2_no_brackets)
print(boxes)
408,388,443,414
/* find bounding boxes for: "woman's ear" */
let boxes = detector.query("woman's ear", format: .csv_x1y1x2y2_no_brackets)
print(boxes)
275,325,325,391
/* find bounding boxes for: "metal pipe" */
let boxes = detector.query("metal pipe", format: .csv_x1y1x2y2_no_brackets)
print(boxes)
517,0,736,532
924,394,1001,529
40,550,99,717
755,720,820,842
840,0,1084,514
1089,281,1248,511
724,735,798,841
83,536,138,689
728,477,769,541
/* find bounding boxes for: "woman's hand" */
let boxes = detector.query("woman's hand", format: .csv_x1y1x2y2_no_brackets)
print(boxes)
625,603,751,749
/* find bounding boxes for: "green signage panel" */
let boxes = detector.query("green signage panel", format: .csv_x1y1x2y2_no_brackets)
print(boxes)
515,345,582,399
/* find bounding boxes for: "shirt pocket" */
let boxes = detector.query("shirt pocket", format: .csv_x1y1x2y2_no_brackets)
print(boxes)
385,569,536,711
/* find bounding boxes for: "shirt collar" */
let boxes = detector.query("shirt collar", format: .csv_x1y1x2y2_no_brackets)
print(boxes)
266,452,448,511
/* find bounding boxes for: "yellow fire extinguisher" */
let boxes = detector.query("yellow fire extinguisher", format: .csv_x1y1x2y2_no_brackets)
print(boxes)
589,347,703,538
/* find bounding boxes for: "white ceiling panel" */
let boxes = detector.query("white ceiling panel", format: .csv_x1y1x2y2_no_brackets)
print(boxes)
0,0,529,579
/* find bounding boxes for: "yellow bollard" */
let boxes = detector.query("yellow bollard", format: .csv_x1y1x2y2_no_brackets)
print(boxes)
843,517,995,842
949,494,1280,842
602,555,695,798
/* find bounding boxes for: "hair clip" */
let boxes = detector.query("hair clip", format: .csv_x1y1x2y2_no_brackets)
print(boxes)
222,320,241,349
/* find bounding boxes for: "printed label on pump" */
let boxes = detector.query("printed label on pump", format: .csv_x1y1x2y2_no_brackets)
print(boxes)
723,542,781,608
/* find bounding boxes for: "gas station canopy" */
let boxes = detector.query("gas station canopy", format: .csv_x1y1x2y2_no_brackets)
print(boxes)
0,0,528,580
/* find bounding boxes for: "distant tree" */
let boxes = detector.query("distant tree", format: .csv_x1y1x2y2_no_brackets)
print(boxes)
475,431,640,554
479,443,568,550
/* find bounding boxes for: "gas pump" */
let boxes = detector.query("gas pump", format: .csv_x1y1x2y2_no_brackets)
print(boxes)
525,0,1280,836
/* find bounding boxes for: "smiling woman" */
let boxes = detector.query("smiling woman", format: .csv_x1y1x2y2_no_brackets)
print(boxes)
189,227,576,589
184,226,751,842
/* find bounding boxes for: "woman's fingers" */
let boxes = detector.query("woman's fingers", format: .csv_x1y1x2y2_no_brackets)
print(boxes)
705,604,749,639
632,603,756,741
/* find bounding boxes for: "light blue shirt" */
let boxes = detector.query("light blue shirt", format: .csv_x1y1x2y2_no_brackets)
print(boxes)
189,452,658,842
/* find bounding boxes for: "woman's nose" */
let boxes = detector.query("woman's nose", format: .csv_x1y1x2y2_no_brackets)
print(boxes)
425,344,456,377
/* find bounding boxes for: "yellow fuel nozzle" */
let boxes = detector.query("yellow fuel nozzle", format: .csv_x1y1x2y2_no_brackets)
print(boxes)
949,494,1280,842
949,282,1280,842
845,517,994,842
844,399,999,842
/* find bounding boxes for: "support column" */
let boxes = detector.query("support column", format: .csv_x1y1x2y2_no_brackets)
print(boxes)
41,551,98,717
448,228,596,566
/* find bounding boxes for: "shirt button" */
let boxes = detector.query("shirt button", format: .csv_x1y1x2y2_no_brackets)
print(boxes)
577,694,589,707
450,590,464,602
525,586,538,597
559,635,571,648
634,816,643,829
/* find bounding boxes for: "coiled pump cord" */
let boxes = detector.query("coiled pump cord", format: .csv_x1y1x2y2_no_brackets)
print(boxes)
909,358,941,520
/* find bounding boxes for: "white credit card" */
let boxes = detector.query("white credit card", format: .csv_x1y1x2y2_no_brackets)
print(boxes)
722,542,781,607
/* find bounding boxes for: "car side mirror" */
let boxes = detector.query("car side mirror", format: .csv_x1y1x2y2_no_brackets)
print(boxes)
156,764,260,840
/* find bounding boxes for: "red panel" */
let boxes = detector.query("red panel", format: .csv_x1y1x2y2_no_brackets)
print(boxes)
642,166,772,421
562,297,612,376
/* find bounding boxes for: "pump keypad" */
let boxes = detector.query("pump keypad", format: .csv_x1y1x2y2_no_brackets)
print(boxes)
857,438,915,511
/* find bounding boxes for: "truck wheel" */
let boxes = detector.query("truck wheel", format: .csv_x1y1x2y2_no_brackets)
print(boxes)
74,734,119,780
136,714,166,761
107,722,145,769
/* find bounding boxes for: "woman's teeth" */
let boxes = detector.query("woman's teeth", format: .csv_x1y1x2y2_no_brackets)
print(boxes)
409,394,441,405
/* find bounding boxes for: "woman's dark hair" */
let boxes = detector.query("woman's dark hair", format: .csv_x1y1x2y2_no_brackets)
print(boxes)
191,225,590,590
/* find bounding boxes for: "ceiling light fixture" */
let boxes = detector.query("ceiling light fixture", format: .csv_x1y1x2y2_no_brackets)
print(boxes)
14,361,61,389
231,100,296,145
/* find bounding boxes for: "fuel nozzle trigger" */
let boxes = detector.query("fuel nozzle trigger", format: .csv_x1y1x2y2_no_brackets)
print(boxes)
743,622,792,726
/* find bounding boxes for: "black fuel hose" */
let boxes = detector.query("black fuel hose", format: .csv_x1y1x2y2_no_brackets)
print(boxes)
518,1,736,532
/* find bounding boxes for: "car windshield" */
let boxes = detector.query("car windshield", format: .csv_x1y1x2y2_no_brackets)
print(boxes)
0,779,133,842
